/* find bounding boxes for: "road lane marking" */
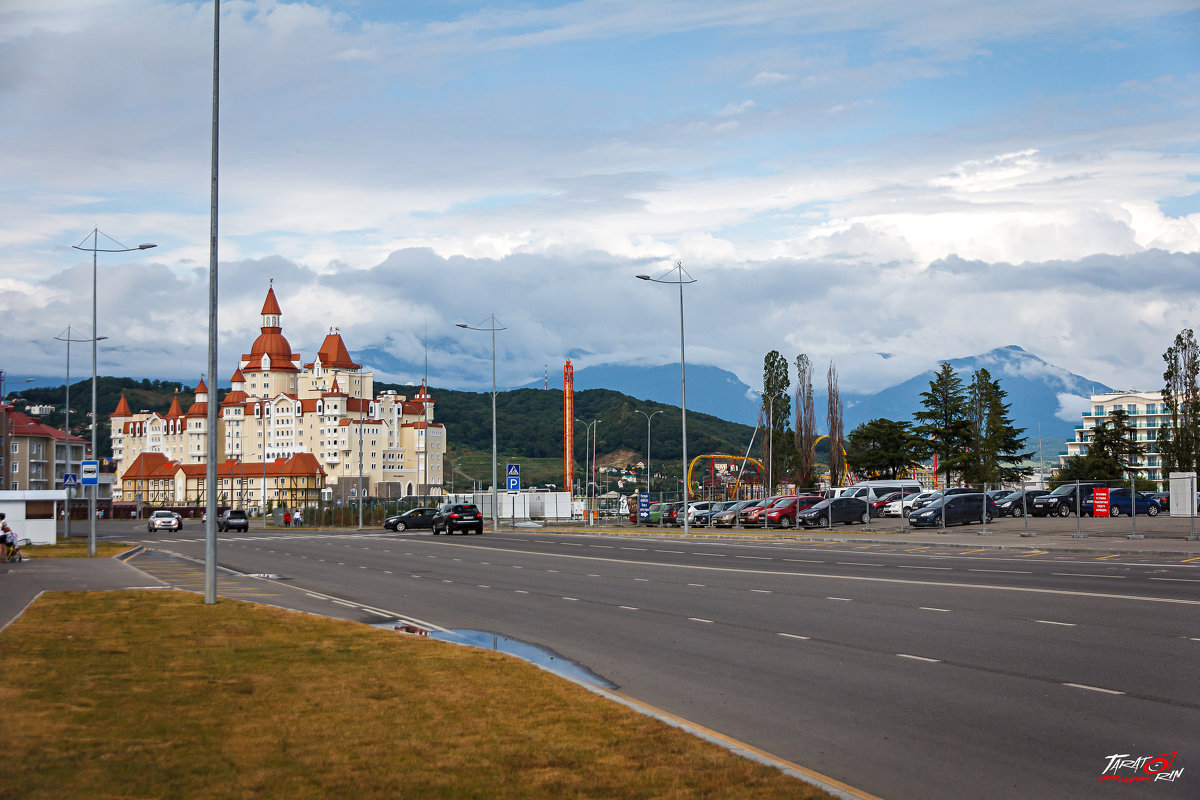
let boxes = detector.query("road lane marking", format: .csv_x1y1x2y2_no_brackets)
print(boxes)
1095,554,1122,560
968,569,1031,574
1019,551,1049,557
826,597,852,602
515,590,529,594
779,633,811,640
784,559,823,563
332,600,357,608
656,549,685,554
689,617,714,623
1181,556,1200,563
751,589,772,594
563,597,578,601
897,654,940,662
634,578,650,582
687,583,706,587
958,549,987,554
1064,683,1124,695
919,607,951,612
1052,573,1126,579
737,555,770,560
1035,620,1076,626
837,562,882,566
1150,577,1200,583
619,606,638,611
898,565,951,570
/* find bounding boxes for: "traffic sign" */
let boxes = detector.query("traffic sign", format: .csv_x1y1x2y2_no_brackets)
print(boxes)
506,463,520,492
81,461,99,486
63,472,79,487
638,493,650,520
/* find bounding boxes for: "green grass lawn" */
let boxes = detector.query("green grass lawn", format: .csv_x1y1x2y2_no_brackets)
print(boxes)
0,591,835,799
21,540,135,558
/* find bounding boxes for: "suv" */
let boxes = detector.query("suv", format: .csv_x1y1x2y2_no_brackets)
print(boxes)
218,509,250,532
147,510,182,532
432,503,484,534
1031,483,1105,517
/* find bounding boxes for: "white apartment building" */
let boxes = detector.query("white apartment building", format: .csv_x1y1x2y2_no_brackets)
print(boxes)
110,285,445,505
1061,390,1167,487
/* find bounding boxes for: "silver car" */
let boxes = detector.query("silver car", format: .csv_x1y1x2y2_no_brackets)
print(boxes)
147,510,182,532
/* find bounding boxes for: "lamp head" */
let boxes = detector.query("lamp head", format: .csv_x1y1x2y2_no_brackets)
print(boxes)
138,243,157,250
455,323,469,329
635,274,650,281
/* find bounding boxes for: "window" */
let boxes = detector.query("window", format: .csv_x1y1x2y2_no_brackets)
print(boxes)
10,442,17,453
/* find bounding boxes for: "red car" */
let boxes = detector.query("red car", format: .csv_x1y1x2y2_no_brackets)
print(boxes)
762,495,824,528
869,492,903,514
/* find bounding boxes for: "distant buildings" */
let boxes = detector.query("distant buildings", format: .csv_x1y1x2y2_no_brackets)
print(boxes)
3,409,89,491
1061,390,1165,487
110,285,446,508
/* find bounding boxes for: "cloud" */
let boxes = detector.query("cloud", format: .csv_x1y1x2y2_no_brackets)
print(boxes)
1055,393,1092,423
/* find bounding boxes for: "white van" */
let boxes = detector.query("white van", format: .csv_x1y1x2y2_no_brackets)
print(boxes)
842,480,923,502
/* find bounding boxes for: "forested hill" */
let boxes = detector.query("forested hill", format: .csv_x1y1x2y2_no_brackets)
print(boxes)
13,378,756,466
376,383,755,466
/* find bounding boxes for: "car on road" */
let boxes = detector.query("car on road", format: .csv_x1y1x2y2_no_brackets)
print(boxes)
994,489,1049,517
1031,482,1105,517
908,493,998,527
432,503,484,534
384,507,438,531
796,496,872,527
1081,489,1162,517
147,510,182,532
218,509,249,532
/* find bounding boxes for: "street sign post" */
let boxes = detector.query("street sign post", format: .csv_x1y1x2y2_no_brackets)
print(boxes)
638,492,650,522
80,460,99,485
506,463,520,492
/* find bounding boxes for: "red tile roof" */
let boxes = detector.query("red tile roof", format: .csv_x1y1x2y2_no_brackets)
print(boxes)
112,393,133,417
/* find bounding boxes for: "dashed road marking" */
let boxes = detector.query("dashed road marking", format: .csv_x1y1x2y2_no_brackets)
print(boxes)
1064,683,1124,695
897,654,940,663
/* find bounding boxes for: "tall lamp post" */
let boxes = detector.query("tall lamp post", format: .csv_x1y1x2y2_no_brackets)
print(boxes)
54,328,106,540
457,315,505,532
73,229,156,557
636,262,696,534
575,418,599,525
634,409,662,497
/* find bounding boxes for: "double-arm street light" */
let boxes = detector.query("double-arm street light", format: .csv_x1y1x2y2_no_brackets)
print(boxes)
575,418,599,525
54,327,107,541
73,229,156,557
457,315,505,532
634,409,662,497
636,262,696,534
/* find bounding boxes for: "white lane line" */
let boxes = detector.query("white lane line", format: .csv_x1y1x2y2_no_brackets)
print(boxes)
1189,637,1200,642
634,578,650,582
968,569,1031,574
1052,573,1126,579
751,589,772,594
897,654,940,663
694,553,727,557
515,590,529,594
620,547,646,551
590,545,613,549
784,559,823,563
332,600,357,608
689,617,714,623
561,543,583,547
477,585,490,589
1064,683,1124,695
563,597,578,601
779,633,811,640
306,593,323,599
365,609,390,617
442,579,453,584
1150,577,1200,583
919,607,951,612
655,549,685,554
826,596,852,602
837,562,882,567
383,570,393,575
512,565,523,569
1035,620,1076,626
898,566,952,570
588,573,601,577
546,569,559,573
687,583,706,587
736,556,770,560
619,606,639,611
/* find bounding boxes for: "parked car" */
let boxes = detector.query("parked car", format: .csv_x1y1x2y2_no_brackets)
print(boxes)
763,495,825,528
740,496,787,527
908,493,998,528
1031,482,1106,517
693,501,736,526
218,509,250,532
147,510,182,533
685,501,713,525
882,491,932,517
432,503,484,534
660,501,685,526
384,507,438,531
797,496,872,527
869,492,904,515
712,499,756,527
645,502,664,524
994,489,1049,517
911,487,975,511
1081,489,1162,517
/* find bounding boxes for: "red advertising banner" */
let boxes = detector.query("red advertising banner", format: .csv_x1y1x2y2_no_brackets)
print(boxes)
1093,487,1110,517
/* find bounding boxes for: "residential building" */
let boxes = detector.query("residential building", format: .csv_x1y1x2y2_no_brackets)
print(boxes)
1061,390,1166,487
110,285,445,507
4,409,89,492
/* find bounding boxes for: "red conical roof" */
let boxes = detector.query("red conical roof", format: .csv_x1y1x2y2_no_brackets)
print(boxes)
112,393,133,417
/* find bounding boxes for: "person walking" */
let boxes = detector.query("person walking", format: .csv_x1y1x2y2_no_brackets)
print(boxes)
283,510,291,528
0,513,13,561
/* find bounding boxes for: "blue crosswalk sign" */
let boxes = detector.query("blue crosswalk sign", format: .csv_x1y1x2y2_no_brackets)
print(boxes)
506,463,520,491
63,472,79,487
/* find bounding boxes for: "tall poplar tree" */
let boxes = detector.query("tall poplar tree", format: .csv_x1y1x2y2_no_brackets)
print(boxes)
912,362,971,488
827,361,845,486
1160,328,1200,475
760,350,793,492
794,354,818,489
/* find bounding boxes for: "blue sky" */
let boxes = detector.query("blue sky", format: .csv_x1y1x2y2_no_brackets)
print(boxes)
1,0,1198,398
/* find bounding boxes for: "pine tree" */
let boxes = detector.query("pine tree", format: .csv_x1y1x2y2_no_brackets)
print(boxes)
912,362,971,488
963,368,1030,485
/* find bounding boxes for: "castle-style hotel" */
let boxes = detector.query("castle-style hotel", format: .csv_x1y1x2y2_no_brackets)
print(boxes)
110,286,445,509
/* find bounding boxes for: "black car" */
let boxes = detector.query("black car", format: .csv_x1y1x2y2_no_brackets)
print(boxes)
797,496,871,526
911,487,977,511
994,489,1049,517
217,509,249,532
432,503,484,534
908,493,998,527
384,507,438,531
660,501,685,526
1031,482,1105,517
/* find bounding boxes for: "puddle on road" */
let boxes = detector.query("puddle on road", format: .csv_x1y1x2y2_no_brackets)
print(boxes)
377,625,616,689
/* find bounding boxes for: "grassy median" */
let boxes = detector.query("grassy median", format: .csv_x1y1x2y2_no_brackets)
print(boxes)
0,591,833,799
21,540,134,558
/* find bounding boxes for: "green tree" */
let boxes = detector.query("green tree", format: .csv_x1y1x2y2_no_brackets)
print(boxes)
845,418,919,478
1087,409,1143,477
912,362,971,488
827,361,845,486
1160,328,1200,475
793,354,818,488
760,350,794,492
963,368,1030,485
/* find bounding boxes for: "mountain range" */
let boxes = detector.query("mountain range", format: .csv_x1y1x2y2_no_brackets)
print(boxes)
523,346,1115,440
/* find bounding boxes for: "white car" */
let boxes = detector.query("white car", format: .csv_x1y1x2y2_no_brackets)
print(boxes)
685,501,712,523
882,491,934,518
147,510,182,532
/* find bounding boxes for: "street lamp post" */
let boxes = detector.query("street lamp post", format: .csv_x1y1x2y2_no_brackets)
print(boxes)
457,315,505,532
54,328,107,540
575,418,598,525
72,229,156,557
634,409,662,497
636,262,696,534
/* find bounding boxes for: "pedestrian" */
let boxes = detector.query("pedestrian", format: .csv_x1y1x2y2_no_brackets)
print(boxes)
0,513,13,561
283,510,291,527
293,510,303,527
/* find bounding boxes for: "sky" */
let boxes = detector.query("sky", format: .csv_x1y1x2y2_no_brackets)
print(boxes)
2,0,1199,402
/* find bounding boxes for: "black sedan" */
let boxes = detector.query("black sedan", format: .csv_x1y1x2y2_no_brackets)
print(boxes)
994,490,1048,517
383,507,438,531
797,497,871,527
909,493,998,527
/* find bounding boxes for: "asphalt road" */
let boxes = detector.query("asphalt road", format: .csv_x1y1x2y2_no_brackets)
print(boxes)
107,521,1199,800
